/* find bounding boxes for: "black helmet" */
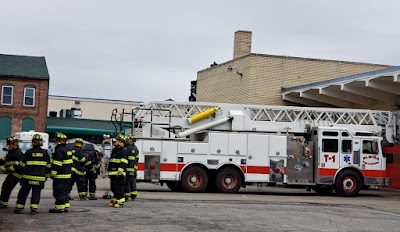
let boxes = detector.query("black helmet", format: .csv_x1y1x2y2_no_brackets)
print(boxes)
32,134,43,143
32,134,44,146
126,135,136,142
6,136,18,145
55,132,67,141
74,138,84,144
115,134,126,143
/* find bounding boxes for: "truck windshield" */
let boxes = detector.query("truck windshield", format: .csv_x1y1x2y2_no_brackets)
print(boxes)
19,141,32,153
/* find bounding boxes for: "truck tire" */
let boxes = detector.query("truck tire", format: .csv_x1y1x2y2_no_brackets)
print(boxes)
334,170,362,197
181,166,208,193
215,167,242,193
311,185,334,195
166,181,183,192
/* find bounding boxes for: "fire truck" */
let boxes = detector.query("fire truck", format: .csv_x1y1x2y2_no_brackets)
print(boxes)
113,101,398,197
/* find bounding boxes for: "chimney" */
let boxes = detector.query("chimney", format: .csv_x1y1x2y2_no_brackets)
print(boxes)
233,30,252,59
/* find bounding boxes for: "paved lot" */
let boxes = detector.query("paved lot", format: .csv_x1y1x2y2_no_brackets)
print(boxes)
0,174,399,232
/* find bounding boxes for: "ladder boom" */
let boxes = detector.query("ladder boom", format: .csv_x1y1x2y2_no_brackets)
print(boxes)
134,101,394,140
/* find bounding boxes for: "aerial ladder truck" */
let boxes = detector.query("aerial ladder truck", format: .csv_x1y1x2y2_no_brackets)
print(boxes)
116,101,398,197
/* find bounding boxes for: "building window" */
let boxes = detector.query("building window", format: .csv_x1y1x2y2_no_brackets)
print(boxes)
1,85,14,105
22,118,35,131
24,86,35,107
0,116,12,140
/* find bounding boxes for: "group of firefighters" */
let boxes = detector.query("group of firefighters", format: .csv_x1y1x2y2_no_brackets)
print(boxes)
0,131,139,214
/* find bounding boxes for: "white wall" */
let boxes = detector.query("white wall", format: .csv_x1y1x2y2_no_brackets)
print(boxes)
48,95,141,121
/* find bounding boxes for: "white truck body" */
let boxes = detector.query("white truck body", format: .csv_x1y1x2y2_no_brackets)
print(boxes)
15,131,49,153
110,101,396,196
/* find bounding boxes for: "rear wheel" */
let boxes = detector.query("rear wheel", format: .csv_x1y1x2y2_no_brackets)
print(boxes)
215,167,242,193
334,170,362,197
181,166,208,193
166,181,183,192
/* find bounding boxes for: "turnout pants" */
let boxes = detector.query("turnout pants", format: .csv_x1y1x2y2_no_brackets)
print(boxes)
16,179,43,210
0,174,20,207
124,171,137,198
86,172,97,196
131,171,137,197
110,176,126,204
69,174,87,197
53,179,70,211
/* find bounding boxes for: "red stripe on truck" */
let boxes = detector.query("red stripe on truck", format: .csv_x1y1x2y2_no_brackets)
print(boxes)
246,166,269,174
318,168,387,178
139,162,270,175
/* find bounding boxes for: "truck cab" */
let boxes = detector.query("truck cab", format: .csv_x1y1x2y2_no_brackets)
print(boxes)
15,131,49,153
311,126,389,196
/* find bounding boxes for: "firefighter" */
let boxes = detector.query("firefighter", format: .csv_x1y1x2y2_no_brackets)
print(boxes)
108,134,128,208
0,136,23,208
69,138,87,200
49,132,72,213
14,134,51,215
124,135,139,201
85,150,103,200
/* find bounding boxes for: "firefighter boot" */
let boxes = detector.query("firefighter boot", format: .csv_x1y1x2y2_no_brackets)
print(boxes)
114,203,123,208
14,209,23,214
30,209,38,215
88,195,97,200
49,209,65,213
108,199,115,207
0,200,8,208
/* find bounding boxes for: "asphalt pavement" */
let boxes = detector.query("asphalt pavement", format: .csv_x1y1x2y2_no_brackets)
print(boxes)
0,174,399,232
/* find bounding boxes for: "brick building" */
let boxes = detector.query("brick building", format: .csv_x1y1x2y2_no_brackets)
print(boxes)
196,31,390,107
0,54,50,140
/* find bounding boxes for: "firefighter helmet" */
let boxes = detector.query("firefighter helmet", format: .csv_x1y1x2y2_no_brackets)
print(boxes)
115,134,126,143
74,138,84,144
55,132,67,141
32,134,44,146
126,135,136,142
6,136,18,145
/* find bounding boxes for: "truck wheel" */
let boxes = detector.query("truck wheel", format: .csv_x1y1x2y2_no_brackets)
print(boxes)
181,166,208,193
334,170,362,197
215,167,242,193
166,181,183,192
311,185,333,195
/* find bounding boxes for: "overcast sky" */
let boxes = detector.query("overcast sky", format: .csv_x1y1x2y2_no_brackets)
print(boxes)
1,0,399,102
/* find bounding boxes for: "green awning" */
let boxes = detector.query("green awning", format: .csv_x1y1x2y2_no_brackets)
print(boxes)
46,117,132,136
46,126,116,135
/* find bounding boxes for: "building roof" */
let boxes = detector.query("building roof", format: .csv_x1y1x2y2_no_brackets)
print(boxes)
46,117,132,136
282,66,400,93
0,54,50,80
281,66,400,110
198,53,388,73
49,95,142,104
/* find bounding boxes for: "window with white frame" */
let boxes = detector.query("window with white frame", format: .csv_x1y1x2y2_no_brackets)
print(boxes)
1,85,14,105
24,86,35,107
